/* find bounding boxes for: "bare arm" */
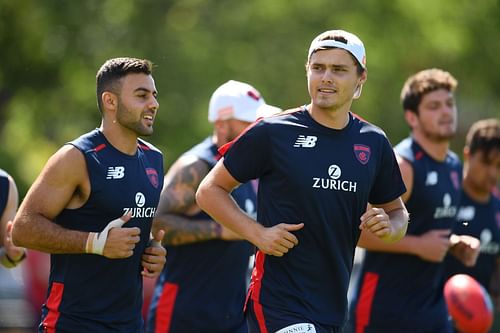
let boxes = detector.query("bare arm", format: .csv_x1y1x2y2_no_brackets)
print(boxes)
358,155,453,262
152,155,240,246
12,145,140,258
358,198,409,245
196,159,304,257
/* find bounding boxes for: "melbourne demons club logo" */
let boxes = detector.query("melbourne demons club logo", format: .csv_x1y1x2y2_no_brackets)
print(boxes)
146,168,159,188
353,144,371,165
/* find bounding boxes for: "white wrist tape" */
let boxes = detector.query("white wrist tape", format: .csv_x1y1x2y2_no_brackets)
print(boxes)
148,233,161,247
86,217,126,255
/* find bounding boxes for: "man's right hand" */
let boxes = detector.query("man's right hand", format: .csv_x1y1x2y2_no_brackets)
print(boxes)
414,229,451,262
87,213,141,258
253,223,304,257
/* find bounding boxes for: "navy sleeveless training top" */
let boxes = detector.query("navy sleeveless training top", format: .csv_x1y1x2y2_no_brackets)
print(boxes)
40,129,163,333
147,137,255,333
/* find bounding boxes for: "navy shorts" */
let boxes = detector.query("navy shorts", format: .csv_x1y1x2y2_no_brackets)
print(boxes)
246,299,341,333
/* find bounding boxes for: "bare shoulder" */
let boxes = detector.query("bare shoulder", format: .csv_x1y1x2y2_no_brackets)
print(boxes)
38,145,87,184
22,144,89,218
157,154,211,214
396,154,413,202
164,154,210,189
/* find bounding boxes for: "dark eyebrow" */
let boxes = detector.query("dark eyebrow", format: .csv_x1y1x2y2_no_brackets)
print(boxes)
309,62,325,67
311,63,350,70
134,87,158,96
331,64,349,69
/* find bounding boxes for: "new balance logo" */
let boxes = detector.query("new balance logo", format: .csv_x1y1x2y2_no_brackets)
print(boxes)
106,166,125,179
294,135,317,148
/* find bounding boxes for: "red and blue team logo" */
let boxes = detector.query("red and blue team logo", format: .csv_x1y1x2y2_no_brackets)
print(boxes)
450,171,460,190
353,144,371,165
146,168,159,188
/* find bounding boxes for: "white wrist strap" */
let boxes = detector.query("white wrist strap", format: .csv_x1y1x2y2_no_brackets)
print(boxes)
86,217,126,255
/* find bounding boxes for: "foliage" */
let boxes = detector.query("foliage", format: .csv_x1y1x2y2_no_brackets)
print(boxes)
0,0,499,197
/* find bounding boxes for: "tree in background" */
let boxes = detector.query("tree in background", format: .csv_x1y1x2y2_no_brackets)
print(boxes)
1,0,499,197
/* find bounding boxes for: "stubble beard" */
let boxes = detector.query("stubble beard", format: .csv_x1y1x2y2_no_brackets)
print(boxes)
423,127,456,142
117,102,153,137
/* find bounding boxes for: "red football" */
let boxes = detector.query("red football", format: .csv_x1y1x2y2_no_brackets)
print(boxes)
444,274,494,333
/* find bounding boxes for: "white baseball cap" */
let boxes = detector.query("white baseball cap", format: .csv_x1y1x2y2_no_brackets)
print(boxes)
307,29,366,69
208,80,280,123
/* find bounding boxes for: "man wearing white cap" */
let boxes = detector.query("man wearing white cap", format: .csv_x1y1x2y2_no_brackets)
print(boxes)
146,80,279,333
196,30,409,332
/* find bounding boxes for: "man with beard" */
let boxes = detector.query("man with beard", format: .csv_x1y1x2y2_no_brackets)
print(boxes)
351,68,480,333
12,57,166,332
147,80,280,333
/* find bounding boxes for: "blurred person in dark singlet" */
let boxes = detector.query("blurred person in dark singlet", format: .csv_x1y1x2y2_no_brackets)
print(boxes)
351,68,480,333
444,118,500,332
147,80,280,333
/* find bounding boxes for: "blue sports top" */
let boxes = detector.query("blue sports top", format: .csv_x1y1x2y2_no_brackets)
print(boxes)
147,137,255,333
222,107,405,326
40,129,164,333
444,191,500,290
353,137,462,331
0,169,9,220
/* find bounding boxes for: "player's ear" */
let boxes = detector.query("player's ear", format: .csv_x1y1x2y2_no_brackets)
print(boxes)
359,69,367,85
463,146,470,162
102,91,118,111
404,110,418,129
353,70,367,99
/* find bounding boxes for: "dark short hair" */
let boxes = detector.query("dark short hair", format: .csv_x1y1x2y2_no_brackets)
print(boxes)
96,57,153,113
465,118,500,158
400,68,457,114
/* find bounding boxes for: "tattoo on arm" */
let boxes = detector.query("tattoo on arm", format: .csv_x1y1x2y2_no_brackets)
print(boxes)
154,158,220,246
156,215,221,246
160,158,209,213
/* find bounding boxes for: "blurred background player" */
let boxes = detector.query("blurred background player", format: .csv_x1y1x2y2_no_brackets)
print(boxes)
444,118,500,332
146,80,280,333
0,168,25,268
0,168,30,331
351,68,480,333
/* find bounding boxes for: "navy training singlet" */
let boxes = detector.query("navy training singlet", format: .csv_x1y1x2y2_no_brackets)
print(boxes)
444,191,500,289
222,107,406,328
146,137,255,333
352,136,462,332
39,129,164,333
